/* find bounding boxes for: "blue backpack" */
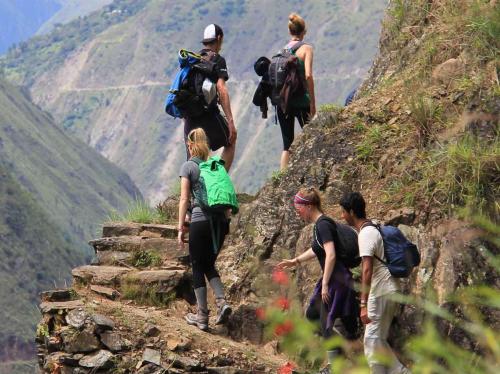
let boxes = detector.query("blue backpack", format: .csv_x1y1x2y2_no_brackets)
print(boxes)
365,223,420,278
165,49,217,119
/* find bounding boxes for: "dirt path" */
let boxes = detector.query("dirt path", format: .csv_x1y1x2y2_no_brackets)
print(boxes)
77,287,287,371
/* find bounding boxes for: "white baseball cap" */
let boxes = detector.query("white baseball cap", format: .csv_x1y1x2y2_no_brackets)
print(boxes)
202,24,224,43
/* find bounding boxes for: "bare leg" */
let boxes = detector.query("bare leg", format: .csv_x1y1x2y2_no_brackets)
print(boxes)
280,150,290,171
221,142,235,172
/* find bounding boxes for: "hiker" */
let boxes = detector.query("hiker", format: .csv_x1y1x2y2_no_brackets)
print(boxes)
273,13,316,170
340,192,410,374
278,187,359,374
177,128,232,331
183,24,237,171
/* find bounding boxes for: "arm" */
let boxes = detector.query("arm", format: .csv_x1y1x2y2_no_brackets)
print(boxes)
277,247,316,269
321,241,336,304
360,256,374,324
216,78,237,145
303,45,316,118
177,177,191,249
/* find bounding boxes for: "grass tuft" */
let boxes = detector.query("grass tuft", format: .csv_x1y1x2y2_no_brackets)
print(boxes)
106,198,166,224
408,95,441,146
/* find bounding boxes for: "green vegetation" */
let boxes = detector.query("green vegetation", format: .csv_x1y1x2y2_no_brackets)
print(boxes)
0,0,149,85
0,78,141,361
107,198,167,224
263,217,499,373
356,124,385,161
418,135,499,217
132,250,162,268
408,95,442,146
121,282,176,307
1,0,388,197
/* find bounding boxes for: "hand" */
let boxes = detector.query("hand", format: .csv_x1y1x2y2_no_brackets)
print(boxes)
360,305,371,324
277,259,297,270
228,122,237,145
309,104,316,119
177,228,186,250
321,286,331,305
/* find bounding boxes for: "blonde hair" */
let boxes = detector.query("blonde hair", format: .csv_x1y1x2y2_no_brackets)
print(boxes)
297,187,322,211
288,13,306,36
187,128,210,160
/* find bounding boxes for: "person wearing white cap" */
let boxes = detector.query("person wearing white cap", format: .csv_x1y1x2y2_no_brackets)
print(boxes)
183,23,237,171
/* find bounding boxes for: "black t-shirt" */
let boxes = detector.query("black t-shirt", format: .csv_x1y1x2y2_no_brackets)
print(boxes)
200,48,229,82
312,216,336,271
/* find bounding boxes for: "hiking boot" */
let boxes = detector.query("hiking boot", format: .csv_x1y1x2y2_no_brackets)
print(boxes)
185,308,209,331
317,366,331,374
215,299,232,325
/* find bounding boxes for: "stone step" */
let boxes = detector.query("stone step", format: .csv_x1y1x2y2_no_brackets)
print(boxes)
72,266,132,286
89,236,178,253
122,268,187,295
39,300,85,314
102,223,177,239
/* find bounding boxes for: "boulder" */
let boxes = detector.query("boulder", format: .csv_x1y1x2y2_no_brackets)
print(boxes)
99,331,129,352
166,352,203,371
92,314,116,331
384,208,416,226
432,58,465,84
144,324,161,337
79,349,114,369
61,327,100,353
66,308,89,329
142,348,161,366
72,265,131,286
90,285,120,300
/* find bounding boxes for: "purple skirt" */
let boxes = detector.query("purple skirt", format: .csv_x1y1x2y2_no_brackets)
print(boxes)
308,262,358,330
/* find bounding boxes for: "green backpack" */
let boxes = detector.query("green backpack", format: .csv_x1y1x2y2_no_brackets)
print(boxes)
190,156,239,214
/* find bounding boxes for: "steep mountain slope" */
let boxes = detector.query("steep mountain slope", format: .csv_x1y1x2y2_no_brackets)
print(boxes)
1,0,388,201
0,162,84,372
0,78,142,370
0,0,60,53
0,78,142,253
33,1,498,373
37,0,114,35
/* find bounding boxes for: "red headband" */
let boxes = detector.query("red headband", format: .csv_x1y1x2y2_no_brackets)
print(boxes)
293,193,312,205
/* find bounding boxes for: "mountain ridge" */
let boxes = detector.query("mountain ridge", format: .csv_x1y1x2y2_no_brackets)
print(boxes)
0,0,388,201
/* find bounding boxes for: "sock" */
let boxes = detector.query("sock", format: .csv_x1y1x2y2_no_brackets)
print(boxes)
327,349,339,368
194,287,208,311
209,277,225,300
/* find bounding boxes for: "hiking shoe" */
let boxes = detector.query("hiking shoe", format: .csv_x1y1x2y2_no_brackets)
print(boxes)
317,366,331,374
185,309,209,331
215,299,232,325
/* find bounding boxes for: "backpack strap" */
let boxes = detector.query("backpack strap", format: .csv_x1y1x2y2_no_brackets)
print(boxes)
313,215,336,250
360,221,387,264
290,41,305,53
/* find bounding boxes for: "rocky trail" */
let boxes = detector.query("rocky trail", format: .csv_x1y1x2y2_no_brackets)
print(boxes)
37,222,287,373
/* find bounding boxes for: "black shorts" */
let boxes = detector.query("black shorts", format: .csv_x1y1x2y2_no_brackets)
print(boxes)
184,110,230,153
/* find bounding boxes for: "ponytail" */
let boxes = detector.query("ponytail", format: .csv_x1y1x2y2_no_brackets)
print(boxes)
296,187,323,212
288,13,306,36
187,128,210,160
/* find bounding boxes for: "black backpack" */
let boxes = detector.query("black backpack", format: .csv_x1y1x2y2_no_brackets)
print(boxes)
173,50,218,118
268,41,305,107
314,216,361,269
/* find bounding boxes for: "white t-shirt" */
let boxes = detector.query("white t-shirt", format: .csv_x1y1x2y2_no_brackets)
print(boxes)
359,225,399,298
